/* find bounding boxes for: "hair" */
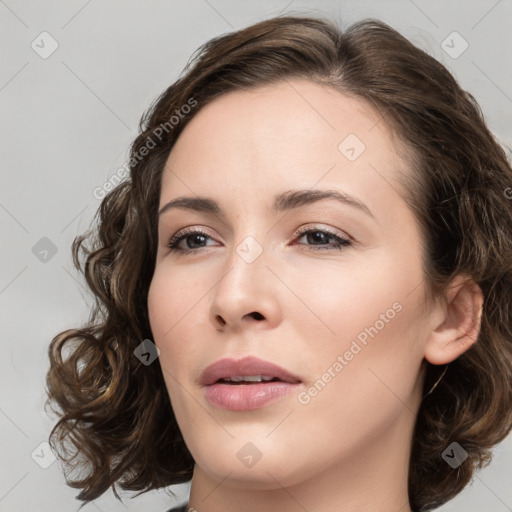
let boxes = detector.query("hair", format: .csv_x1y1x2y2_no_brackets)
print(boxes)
46,13,512,512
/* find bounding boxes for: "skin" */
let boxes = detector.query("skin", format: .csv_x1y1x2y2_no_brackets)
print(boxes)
147,79,483,512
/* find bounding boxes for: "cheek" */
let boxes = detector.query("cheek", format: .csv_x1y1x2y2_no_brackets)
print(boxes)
284,247,420,346
148,264,204,343
147,264,218,406
290,292,425,468
288,247,426,399
147,274,192,422
147,267,198,375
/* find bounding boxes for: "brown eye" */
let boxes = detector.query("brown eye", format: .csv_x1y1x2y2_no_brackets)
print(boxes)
167,229,217,254
294,227,352,251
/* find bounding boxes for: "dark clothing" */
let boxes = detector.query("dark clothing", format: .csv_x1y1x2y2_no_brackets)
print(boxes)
167,504,189,512
168,501,418,511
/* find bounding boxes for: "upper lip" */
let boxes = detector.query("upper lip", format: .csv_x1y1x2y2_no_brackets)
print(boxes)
199,355,302,386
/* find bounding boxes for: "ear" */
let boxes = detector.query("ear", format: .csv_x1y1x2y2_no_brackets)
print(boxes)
424,275,484,365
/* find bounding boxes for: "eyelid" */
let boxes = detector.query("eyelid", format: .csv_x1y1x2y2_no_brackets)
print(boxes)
167,223,350,242
294,223,353,242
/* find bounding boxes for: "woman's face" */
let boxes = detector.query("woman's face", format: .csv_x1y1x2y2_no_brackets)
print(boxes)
148,79,432,489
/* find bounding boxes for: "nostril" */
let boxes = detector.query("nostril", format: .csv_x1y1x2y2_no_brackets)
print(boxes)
216,315,226,326
249,312,264,320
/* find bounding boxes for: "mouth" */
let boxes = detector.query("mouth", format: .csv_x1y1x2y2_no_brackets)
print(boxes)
215,375,289,384
199,355,302,387
200,355,302,411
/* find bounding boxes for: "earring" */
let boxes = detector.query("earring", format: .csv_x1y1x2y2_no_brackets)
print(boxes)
423,365,448,398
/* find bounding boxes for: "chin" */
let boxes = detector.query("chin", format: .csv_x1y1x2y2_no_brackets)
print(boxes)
189,436,314,489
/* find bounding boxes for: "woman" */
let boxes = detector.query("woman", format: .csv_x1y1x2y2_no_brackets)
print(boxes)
46,14,512,512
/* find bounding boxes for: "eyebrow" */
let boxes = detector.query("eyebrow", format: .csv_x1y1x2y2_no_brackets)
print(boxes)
158,189,374,219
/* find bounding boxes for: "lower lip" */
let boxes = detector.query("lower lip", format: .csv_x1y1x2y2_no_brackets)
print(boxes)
204,381,301,411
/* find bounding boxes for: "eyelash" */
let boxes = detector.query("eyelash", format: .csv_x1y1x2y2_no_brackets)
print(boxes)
166,225,352,255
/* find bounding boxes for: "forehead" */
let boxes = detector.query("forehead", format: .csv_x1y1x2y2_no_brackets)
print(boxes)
162,79,410,218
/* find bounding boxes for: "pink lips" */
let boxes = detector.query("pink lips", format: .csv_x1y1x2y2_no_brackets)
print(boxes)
200,355,302,411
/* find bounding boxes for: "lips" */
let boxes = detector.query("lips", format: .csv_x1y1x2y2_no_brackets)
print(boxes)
199,355,302,387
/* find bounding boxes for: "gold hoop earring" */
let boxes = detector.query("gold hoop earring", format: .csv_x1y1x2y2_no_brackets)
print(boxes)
423,365,448,398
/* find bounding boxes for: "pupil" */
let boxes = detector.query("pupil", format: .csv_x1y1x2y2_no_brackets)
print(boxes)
188,234,205,248
309,231,328,244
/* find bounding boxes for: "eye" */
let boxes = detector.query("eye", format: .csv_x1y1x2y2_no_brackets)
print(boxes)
166,228,218,254
293,226,352,251
166,225,352,255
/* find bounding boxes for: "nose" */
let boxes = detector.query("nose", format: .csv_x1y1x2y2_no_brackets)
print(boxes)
209,242,283,332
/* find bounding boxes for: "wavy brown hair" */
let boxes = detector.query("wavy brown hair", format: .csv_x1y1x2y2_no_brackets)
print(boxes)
46,13,512,511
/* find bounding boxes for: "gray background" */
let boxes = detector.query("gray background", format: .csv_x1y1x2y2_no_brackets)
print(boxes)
1,1,511,511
